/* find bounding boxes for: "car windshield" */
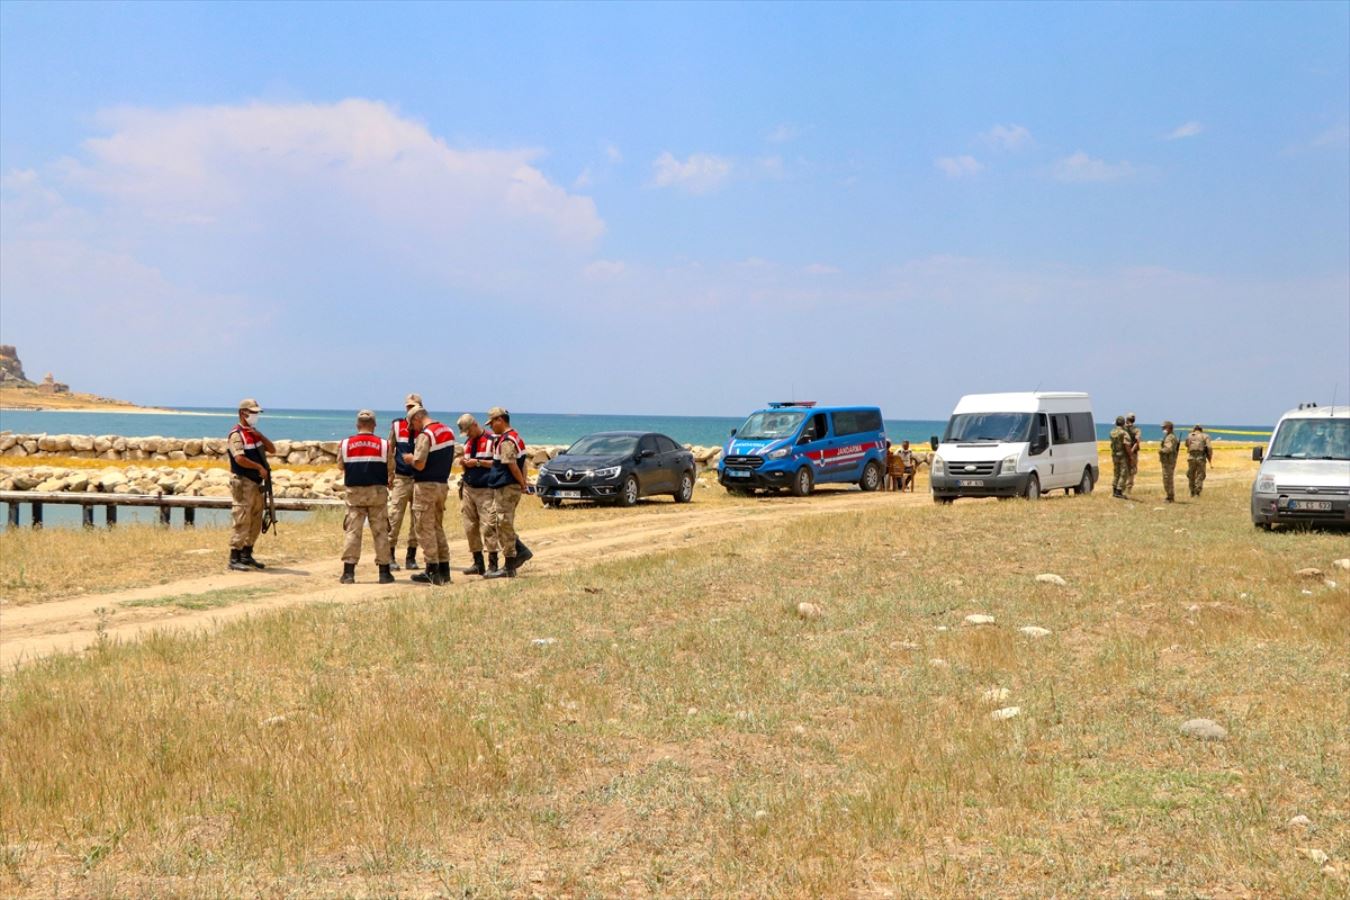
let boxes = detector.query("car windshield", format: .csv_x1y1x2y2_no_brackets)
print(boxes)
564,435,639,457
943,413,1034,443
736,411,806,441
1267,418,1350,460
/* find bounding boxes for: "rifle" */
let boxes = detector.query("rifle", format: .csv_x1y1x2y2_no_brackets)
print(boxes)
260,466,278,535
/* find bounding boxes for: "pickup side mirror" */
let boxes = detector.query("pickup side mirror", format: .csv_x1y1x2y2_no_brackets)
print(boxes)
1251,447,1263,462
929,435,939,451
730,428,737,437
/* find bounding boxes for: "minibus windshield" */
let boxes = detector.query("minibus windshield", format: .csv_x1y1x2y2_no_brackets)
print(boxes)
736,411,806,441
944,413,1033,444
1267,419,1350,460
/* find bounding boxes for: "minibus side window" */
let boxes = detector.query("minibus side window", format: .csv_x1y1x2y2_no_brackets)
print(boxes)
1051,414,1070,444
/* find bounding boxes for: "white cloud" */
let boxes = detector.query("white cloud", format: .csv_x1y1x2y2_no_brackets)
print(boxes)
1163,121,1204,141
803,263,839,275
1310,123,1350,148
982,124,1032,151
1050,151,1135,183
935,155,984,178
604,142,623,163
583,259,626,280
573,167,593,189
650,151,733,194
766,123,800,143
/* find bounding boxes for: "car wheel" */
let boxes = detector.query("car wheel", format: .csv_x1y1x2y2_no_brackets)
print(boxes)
542,497,562,509
1025,474,1041,501
933,495,954,505
790,466,814,497
859,461,882,492
674,471,694,503
619,475,640,507
1074,467,1094,495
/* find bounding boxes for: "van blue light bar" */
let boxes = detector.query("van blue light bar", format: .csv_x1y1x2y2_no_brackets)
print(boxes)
767,401,817,408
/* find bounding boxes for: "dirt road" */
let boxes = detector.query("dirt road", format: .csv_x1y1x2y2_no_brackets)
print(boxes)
2,489,931,667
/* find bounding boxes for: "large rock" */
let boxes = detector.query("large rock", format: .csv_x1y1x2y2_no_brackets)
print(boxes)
0,435,17,452
286,450,308,466
62,474,89,492
183,439,203,456
112,437,127,452
70,435,94,452
1179,718,1228,741
35,477,66,492
167,450,187,461
94,436,113,453
97,470,128,491
11,473,39,490
273,440,292,457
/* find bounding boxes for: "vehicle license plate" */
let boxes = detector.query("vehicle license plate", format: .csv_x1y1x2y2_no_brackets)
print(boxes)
556,490,582,499
727,469,751,478
958,479,985,487
1288,499,1332,512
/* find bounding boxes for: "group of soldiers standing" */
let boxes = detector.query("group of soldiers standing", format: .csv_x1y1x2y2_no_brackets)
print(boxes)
226,395,533,585
1109,413,1214,501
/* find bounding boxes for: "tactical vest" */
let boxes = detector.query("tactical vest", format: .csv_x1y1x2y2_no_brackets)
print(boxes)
1159,433,1179,460
391,419,417,477
413,421,456,483
228,424,268,483
1186,432,1208,457
340,433,389,488
487,429,527,489
461,431,496,489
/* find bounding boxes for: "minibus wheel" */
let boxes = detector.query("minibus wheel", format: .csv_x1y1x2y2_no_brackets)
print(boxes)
1074,468,1094,495
1025,474,1041,501
791,466,814,497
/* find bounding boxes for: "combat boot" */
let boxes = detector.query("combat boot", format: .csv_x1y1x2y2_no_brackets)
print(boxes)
378,564,395,584
484,557,517,579
439,562,452,584
405,547,417,570
410,564,437,585
514,539,533,568
229,549,250,572
339,563,356,584
460,551,486,576
241,546,265,569
487,552,499,574
388,550,401,571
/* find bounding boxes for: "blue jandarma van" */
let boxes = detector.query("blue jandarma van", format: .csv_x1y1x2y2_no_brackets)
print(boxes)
718,402,887,496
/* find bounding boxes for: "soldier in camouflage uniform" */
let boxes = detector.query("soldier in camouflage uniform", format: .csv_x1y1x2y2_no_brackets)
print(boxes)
1158,420,1180,502
1109,415,1132,499
1124,413,1142,494
1185,425,1213,497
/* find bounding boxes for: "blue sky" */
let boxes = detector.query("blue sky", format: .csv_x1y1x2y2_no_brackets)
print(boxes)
1,1,1346,423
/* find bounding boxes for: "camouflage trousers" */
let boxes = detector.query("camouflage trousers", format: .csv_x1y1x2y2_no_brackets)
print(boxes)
413,481,450,565
460,484,498,553
1111,455,1129,495
490,485,523,560
1159,456,1177,500
343,485,391,565
1187,458,1207,496
229,476,264,550
1126,454,1139,492
387,475,417,551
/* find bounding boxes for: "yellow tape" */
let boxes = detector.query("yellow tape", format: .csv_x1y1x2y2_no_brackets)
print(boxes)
1206,428,1272,436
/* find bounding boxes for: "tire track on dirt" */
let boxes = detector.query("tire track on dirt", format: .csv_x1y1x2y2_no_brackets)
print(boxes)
2,491,927,666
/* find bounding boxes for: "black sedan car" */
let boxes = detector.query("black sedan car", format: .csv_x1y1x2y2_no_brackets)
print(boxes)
536,431,696,507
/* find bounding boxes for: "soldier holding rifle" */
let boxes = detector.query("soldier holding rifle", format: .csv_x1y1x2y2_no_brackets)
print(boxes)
227,398,276,571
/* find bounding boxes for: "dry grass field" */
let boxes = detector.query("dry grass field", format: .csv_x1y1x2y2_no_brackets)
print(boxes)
2,452,1347,897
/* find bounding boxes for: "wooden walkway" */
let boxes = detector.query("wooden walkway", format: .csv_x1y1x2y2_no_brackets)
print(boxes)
0,490,343,528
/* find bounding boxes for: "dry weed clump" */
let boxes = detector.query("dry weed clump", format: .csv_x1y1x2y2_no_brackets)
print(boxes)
2,468,1347,897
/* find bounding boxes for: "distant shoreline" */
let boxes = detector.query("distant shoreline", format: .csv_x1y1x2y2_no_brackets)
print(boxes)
0,405,216,416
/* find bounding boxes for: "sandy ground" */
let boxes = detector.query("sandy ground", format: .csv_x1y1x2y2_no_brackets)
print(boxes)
1,459,1260,668
1,488,931,667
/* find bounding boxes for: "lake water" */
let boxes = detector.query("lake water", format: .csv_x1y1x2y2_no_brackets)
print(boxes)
0,407,1272,447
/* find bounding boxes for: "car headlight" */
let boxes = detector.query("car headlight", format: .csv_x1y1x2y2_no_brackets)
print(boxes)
538,465,550,476
768,448,789,459
1000,455,1019,475
932,456,945,476
592,466,622,480
1256,475,1277,493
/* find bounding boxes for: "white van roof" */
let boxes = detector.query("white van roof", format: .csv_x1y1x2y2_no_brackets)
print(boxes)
1276,404,1349,421
953,392,1091,413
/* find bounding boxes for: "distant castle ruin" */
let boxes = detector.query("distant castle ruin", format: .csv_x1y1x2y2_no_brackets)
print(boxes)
0,345,69,392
